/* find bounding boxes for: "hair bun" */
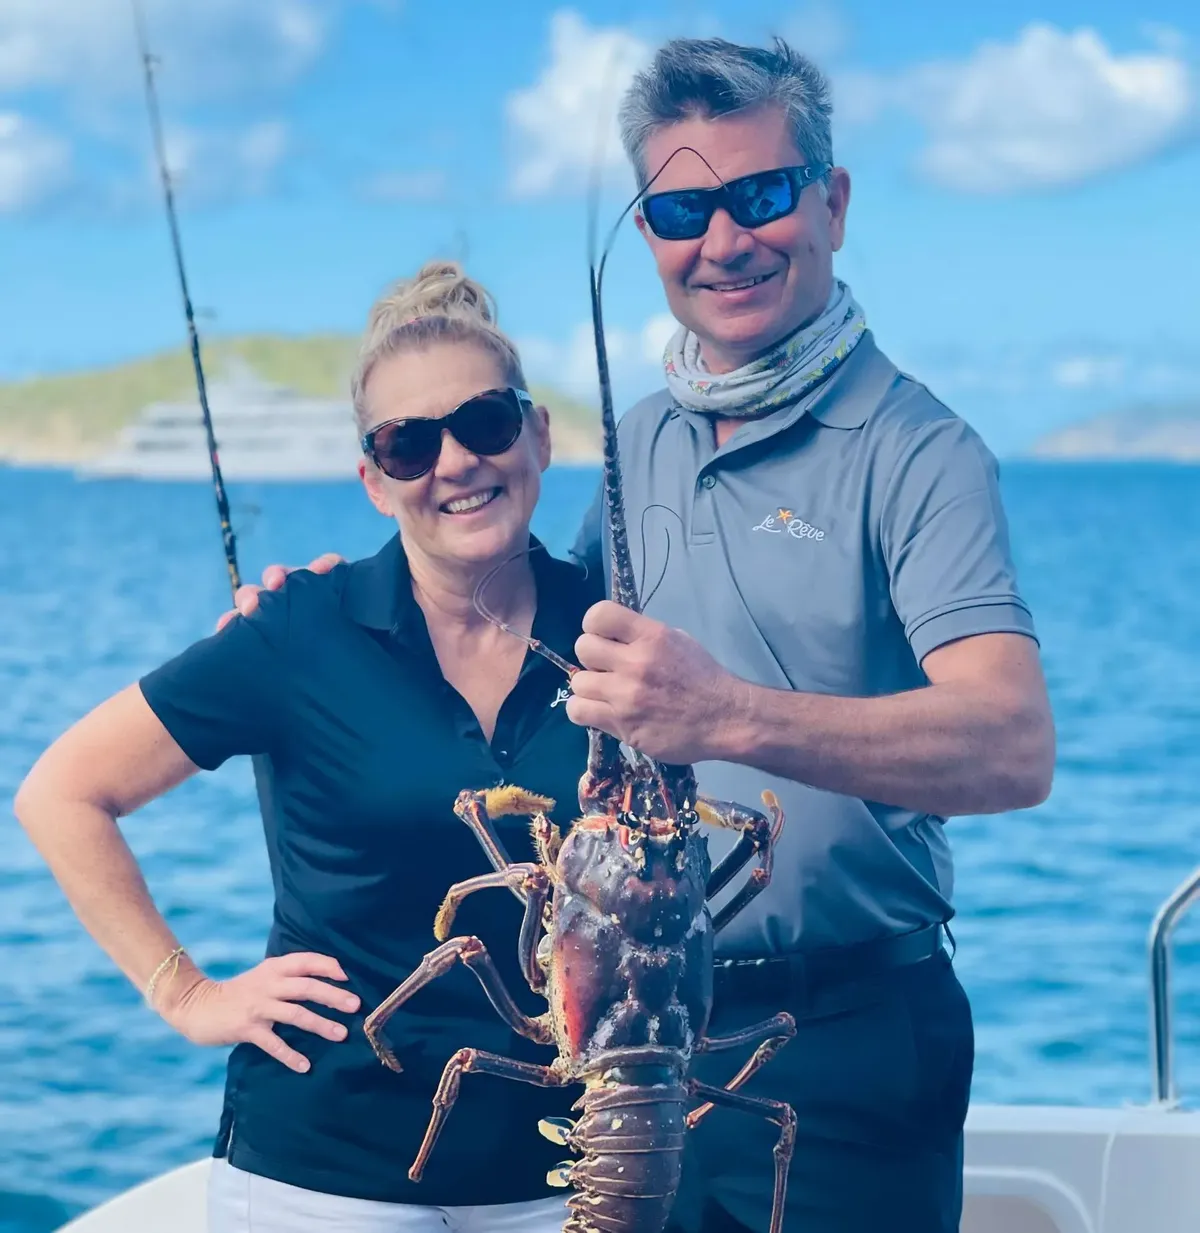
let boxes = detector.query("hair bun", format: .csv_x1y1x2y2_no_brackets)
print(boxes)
365,259,499,346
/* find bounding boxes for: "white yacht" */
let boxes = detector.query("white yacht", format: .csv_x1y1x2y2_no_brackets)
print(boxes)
53,863,1200,1232
77,359,361,481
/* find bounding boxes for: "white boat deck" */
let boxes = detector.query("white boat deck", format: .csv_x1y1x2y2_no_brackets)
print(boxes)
55,1102,1200,1232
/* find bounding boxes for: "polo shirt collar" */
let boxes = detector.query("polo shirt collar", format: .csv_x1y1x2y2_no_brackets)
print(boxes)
342,531,583,677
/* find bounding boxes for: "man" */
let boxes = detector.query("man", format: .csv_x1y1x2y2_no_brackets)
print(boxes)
223,36,1054,1233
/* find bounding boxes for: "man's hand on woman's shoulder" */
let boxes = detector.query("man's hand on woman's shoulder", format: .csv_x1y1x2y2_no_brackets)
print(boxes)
215,553,345,632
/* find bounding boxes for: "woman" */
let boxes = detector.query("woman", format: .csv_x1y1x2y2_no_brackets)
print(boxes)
15,262,599,1232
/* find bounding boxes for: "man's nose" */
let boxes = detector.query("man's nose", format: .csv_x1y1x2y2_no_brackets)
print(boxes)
698,208,755,265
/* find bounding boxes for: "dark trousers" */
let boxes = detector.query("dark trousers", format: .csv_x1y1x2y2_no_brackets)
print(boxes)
667,948,974,1233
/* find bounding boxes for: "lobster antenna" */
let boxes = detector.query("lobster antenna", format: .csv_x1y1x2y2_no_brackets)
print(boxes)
472,546,579,680
585,52,642,613
131,0,241,598
589,142,727,615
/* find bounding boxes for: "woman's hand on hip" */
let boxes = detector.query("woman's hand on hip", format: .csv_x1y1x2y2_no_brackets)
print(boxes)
160,952,361,1074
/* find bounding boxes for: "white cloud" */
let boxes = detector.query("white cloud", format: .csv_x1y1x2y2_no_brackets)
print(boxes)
0,113,70,213
518,311,679,404
0,0,332,101
640,312,678,364
160,120,291,202
506,9,651,198
1051,355,1127,390
852,24,1194,192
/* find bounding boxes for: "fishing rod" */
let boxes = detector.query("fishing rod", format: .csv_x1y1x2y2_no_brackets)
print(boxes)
131,0,241,599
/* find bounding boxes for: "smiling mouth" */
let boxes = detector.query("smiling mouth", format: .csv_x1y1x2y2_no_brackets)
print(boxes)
700,272,776,292
441,487,502,515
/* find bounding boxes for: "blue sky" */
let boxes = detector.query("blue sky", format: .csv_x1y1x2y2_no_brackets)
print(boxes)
0,0,1197,454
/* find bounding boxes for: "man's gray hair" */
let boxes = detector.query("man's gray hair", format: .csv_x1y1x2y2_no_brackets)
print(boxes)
619,36,833,189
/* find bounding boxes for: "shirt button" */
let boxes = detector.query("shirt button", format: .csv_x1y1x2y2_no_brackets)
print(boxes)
701,474,716,489
497,749,509,762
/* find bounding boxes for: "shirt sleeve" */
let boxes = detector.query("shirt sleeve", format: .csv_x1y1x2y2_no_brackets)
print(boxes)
568,477,606,588
138,588,290,771
879,415,1037,666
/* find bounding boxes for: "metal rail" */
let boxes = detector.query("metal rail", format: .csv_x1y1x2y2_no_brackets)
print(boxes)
1149,862,1200,1106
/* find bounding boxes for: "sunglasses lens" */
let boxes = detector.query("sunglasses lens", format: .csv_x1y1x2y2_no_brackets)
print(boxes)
728,170,796,227
370,419,441,480
450,391,524,456
644,189,711,240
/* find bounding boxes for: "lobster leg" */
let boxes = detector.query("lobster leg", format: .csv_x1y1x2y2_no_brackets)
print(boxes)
696,791,784,931
364,936,552,1072
409,1047,568,1182
686,1081,797,1233
687,1012,797,1128
433,863,546,940
453,787,556,895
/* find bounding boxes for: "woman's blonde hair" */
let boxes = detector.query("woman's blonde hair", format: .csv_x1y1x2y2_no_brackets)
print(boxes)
351,260,527,433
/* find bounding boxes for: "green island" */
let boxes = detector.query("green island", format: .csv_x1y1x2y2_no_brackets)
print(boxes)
0,334,605,467
1024,402,1200,461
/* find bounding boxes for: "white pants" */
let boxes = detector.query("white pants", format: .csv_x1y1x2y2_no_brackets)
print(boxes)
207,1159,571,1232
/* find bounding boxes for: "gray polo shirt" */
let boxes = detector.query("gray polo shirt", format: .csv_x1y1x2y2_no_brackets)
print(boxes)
570,330,1037,958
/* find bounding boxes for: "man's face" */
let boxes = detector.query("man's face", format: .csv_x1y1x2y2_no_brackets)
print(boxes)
636,103,850,374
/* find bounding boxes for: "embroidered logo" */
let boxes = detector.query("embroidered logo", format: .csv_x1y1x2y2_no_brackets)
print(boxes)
550,686,572,709
752,507,826,541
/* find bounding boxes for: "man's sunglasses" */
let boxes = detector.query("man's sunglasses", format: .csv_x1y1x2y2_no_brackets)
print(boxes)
361,386,532,481
640,163,832,241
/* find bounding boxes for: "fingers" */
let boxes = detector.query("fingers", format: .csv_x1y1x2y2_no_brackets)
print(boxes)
215,608,238,633
271,1000,350,1043
248,1025,311,1074
277,976,360,1014
581,600,647,642
564,694,619,734
308,552,344,574
574,632,626,673
234,583,265,618
271,952,349,982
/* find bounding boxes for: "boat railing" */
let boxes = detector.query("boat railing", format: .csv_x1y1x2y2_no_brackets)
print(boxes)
1149,861,1200,1106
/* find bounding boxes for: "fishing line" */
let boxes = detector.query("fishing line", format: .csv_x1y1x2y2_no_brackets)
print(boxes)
131,0,241,600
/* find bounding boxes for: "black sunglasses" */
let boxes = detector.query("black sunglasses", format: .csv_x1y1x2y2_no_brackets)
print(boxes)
640,163,833,241
362,386,532,481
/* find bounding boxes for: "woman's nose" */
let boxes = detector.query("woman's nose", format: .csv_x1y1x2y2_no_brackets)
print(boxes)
434,429,480,478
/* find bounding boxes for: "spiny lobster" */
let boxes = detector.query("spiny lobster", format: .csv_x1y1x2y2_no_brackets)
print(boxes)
364,151,799,1233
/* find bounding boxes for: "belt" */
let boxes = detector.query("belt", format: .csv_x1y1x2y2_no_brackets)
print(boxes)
712,922,947,1004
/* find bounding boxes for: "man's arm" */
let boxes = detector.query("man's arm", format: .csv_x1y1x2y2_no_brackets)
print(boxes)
569,609,1052,816
569,413,1055,817
716,632,1053,815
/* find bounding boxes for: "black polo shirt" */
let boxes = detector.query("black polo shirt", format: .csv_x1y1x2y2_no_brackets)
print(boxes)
139,534,598,1206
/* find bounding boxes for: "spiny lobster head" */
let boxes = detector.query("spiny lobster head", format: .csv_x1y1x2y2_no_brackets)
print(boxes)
561,753,710,946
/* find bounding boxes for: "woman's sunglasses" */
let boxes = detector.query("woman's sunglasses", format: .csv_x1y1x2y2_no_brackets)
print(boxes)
362,386,532,481
640,162,833,241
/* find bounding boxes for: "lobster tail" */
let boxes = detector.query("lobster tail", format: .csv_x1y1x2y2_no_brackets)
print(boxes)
562,1081,688,1233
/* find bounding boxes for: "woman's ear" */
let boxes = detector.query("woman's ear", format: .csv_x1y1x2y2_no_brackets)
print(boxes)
359,457,394,518
534,403,552,472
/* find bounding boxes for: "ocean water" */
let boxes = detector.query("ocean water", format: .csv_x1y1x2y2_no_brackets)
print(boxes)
1,461,1199,1231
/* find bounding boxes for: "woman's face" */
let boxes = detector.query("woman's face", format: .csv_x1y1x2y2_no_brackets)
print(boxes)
359,341,551,573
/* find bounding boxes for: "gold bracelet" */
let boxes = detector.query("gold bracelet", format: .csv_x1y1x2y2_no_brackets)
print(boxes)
144,945,186,1009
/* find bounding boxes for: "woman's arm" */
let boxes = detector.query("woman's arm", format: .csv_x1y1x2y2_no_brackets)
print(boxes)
14,683,359,1073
